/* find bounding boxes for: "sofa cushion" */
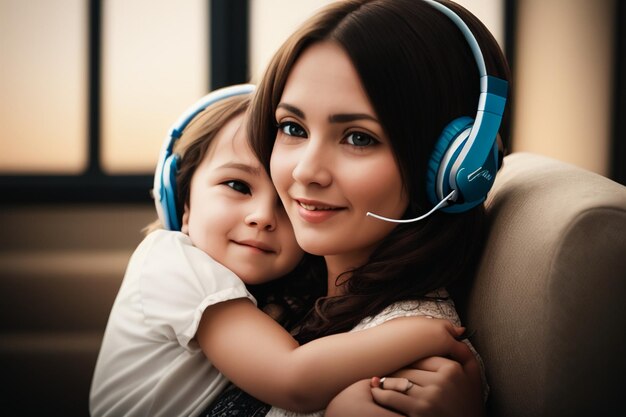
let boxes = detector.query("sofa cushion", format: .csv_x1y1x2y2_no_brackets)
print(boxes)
469,153,626,417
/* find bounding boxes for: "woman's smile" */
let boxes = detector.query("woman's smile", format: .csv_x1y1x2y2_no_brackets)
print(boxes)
295,198,346,223
297,199,342,211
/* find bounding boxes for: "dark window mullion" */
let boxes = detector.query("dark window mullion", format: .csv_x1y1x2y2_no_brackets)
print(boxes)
0,175,152,204
504,0,517,75
503,0,517,154
87,0,102,176
210,0,249,89
611,0,625,185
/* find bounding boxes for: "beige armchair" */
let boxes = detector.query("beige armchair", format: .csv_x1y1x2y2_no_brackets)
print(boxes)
467,152,626,417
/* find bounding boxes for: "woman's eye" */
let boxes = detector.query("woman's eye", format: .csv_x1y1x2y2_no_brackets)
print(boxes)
277,121,307,138
345,132,377,147
224,180,251,195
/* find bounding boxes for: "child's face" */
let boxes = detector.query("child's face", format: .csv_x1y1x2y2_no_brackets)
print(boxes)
181,114,303,284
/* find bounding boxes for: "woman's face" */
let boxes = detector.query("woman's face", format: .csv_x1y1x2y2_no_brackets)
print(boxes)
270,41,408,272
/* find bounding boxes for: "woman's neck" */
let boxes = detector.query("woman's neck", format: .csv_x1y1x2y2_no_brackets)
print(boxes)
324,253,369,297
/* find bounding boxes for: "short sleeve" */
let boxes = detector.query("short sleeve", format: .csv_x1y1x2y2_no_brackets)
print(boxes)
137,230,255,349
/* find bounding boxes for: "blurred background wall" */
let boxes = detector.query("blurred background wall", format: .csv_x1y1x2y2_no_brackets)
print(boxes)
512,0,615,176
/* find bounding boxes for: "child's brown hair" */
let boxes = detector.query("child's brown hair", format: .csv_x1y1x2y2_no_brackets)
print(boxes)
145,94,251,234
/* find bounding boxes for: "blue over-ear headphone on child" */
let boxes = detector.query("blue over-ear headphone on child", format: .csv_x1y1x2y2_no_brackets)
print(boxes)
153,84,256,231
367,0,508,223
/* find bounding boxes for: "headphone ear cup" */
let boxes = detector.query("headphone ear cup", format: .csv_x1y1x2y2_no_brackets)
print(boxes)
426,116,474,209
160,154,181,230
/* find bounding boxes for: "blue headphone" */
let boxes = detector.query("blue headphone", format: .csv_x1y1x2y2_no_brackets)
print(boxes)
368,1,508,223
424,0,508,213
153,84,256,231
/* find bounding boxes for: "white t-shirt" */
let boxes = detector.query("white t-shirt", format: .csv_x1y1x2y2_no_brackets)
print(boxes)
90,230,255,417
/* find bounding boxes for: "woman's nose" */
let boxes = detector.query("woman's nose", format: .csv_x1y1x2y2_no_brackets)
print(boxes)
291,138,332,187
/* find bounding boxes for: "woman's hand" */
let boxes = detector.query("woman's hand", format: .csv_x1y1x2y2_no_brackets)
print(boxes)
370,343,484,417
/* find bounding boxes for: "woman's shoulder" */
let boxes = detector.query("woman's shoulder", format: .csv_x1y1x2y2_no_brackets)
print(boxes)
352,288,461,331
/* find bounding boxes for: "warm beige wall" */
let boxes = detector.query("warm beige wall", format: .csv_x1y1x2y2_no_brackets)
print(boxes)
249,0,336,81
249,0,505,82
512,0,615,176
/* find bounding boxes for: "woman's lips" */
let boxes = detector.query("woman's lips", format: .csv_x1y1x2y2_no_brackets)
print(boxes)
295,199,345,223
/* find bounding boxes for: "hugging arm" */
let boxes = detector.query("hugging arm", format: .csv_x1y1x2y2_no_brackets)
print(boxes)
325,344,484,417
195,298,466,412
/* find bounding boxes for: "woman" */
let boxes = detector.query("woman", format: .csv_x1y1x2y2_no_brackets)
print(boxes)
204,0,510,415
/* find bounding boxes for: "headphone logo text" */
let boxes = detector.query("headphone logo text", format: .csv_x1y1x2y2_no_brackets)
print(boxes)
467,167,492,182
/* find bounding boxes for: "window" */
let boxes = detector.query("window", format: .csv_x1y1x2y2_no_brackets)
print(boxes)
1,0,246,202
1,0,88,174
1,0,512,203
101,0,209,174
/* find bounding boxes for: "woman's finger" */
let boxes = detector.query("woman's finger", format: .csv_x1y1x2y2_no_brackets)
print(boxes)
384,369,437,387
387,355,484,417
371,387,433,417
412,353,481,392
375,377,418,393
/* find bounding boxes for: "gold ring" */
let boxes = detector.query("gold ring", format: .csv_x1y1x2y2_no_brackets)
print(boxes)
403,380,414,393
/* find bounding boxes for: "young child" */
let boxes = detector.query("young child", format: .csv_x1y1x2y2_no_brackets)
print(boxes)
89,85,468,417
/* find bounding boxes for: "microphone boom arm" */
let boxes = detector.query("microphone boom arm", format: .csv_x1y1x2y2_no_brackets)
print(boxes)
366,190,458,223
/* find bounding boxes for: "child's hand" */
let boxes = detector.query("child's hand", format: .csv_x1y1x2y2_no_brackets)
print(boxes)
400,316,466,358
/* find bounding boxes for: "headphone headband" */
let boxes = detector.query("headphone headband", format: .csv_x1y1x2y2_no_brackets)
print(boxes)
153,84,256,230
423,0,487,77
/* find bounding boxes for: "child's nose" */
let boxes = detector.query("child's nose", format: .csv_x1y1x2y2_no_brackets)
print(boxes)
245,204,276,231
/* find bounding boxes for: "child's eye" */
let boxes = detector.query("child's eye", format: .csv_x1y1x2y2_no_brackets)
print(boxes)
223,180,251,195
277,121,307,138
345,132,378,147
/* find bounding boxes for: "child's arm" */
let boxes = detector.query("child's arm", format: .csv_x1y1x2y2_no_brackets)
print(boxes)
196,298,465,412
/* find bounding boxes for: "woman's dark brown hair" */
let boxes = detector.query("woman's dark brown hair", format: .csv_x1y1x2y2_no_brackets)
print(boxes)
249,0,512,343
